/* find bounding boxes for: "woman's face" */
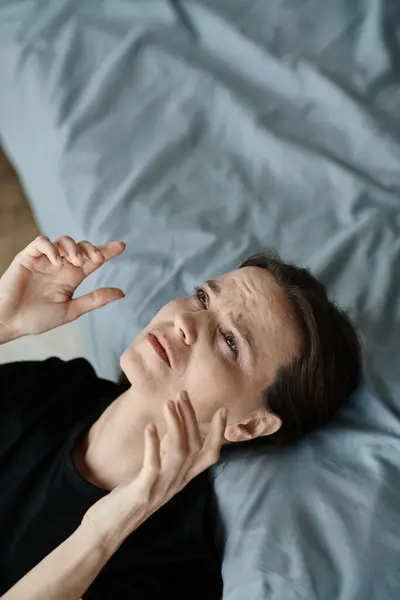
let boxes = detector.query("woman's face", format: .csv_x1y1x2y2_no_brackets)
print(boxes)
120,266,302,442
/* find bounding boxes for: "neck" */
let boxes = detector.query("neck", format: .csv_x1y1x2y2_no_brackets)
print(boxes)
73,388,152,490
72,387,211,491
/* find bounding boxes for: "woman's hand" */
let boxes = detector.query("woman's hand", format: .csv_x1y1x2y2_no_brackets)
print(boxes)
0,235,126,340
81,391,227,553
1,392,227,600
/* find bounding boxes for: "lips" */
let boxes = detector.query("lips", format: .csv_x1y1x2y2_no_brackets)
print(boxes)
148,333,171,367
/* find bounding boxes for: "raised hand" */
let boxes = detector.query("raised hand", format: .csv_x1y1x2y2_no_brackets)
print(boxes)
0,235,126,340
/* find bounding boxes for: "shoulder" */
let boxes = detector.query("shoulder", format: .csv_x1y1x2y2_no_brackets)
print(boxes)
0,356,118,459
0,356,117,420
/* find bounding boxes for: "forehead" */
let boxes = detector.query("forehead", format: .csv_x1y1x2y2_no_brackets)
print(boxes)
215,266,301,371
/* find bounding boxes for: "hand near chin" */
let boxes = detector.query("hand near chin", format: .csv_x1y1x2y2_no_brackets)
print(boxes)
81,391,227,551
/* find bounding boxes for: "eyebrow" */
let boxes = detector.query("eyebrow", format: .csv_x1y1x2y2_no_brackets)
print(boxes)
205,280,253,351
206,279,222,295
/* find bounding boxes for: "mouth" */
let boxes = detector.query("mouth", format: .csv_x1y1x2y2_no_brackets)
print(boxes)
147,333,171,367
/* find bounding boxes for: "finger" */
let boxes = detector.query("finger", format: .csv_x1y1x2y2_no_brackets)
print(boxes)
172,391,202,490
78,241,105,264
176,391,202,455
201,407,227,462
172,391,186,435
157,400,190,500
76,241,126,277
23,236,63,267
82,241,125,270
185,408,227,482
93,241,126,262
161,400,186,479
54,235,86,267
163,400,186,455
64,287,125,323
141,424,161,489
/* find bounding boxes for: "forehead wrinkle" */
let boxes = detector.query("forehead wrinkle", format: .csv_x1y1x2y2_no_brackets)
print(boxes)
216,269,301,385
220,274,251,305
235,275,253,296
239,269,300,358
220,268,296,329
219,272,267,330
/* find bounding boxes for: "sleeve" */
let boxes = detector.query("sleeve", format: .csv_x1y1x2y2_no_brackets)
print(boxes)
0,357,99,415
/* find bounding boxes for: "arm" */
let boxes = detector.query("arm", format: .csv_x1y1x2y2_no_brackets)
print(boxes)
1,525,117,600
1,392,226,600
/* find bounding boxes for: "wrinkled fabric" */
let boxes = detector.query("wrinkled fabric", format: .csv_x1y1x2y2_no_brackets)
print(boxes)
0,1,399,598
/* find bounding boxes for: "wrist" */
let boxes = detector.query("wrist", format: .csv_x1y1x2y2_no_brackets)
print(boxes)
80,488,148,556
76,522,119,562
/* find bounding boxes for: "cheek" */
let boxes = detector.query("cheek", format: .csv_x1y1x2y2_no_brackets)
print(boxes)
178,351,239,419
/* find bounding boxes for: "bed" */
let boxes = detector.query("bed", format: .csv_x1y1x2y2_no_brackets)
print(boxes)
1,1,399,598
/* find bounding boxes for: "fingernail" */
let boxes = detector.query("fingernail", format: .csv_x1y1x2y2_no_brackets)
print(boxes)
168,399,175,411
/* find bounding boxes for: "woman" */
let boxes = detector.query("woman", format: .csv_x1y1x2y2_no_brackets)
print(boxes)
0,235,362,599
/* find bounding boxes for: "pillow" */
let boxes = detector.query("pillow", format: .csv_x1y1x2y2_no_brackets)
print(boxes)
212,382,400,599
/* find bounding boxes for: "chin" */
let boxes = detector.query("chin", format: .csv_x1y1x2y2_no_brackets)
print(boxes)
120,346,142,385
119,340,170,392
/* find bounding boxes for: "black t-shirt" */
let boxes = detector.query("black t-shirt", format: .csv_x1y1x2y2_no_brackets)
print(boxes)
0,357,222,599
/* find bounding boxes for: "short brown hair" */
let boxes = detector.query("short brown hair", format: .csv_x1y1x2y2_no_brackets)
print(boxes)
238,251,363,445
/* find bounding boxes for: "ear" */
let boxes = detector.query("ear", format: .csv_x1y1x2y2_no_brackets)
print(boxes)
224,410,282,443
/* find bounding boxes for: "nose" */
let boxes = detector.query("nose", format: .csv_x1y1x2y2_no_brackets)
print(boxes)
174,311,198,346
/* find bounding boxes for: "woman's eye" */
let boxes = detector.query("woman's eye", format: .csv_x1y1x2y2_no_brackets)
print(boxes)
195,287,207,308
194,287,239,360
223,331,238,356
